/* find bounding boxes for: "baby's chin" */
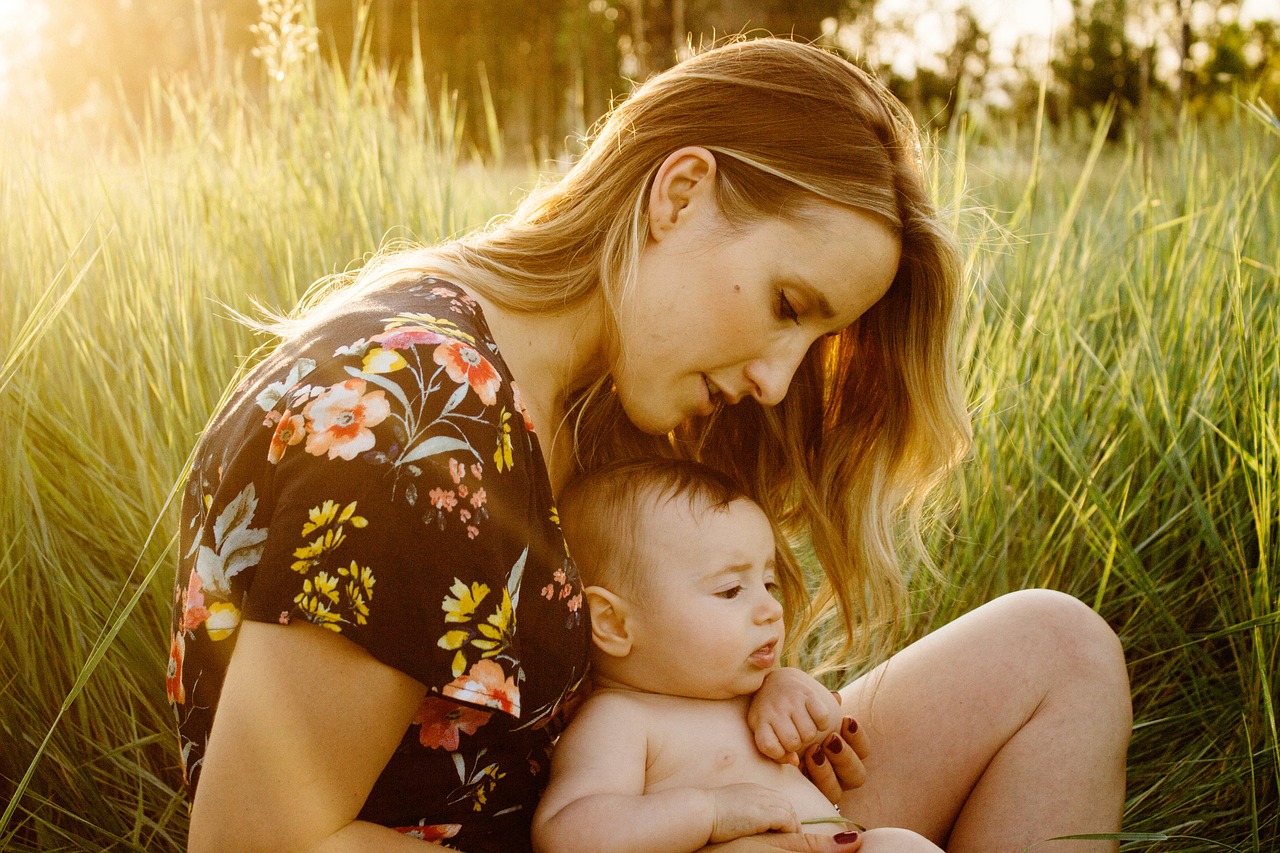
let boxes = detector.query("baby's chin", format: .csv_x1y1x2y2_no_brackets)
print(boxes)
663,675,768,701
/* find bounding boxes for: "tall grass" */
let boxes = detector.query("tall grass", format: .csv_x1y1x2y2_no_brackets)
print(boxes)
1,20,1276,853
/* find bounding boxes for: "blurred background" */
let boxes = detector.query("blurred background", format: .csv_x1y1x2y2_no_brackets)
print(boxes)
1,0,1278,151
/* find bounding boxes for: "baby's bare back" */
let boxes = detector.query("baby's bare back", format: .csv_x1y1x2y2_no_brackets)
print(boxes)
634,693,843,834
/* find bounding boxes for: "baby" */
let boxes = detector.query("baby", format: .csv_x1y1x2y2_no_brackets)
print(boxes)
532,458,942,853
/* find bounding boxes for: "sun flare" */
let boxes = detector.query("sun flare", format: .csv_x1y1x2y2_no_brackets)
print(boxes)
0,0,48,113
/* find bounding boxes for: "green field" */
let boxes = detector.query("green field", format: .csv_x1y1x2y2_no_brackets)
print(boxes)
1,40,1277,852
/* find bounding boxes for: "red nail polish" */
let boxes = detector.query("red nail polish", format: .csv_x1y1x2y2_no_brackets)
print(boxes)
844,717,858,736
834,830,860,843
825,734,843,753
813,748,827,765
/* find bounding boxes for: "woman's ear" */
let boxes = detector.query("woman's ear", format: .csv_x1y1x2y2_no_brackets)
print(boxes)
584,586,633,657
648,146,718,242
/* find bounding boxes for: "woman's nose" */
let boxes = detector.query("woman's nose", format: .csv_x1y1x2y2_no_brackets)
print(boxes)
743,347,806,407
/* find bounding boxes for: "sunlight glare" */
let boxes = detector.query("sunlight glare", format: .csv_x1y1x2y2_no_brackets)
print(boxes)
0,0,49,113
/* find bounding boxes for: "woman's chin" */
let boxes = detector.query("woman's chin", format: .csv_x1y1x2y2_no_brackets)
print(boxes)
620,402,687,436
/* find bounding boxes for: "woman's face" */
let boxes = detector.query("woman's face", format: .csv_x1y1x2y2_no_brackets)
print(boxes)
614,173,901,435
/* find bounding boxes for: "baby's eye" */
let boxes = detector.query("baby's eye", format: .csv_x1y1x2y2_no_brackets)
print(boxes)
716,586,744,599
765,580,782,600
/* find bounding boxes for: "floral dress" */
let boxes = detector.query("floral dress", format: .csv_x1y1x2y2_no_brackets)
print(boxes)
167,277,590,851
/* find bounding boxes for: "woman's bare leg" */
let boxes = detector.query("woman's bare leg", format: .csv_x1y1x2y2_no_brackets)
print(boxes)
837,589,1131,852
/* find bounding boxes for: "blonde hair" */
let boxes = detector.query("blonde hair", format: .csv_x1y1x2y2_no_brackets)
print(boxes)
270,37,971,676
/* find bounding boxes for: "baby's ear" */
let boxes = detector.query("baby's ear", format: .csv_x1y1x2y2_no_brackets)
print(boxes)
584,586,632,657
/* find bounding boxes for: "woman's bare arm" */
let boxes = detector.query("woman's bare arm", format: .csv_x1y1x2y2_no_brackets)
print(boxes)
187,620,442,852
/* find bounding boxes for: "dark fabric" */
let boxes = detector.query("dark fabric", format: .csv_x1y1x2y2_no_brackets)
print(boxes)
167,277,590,851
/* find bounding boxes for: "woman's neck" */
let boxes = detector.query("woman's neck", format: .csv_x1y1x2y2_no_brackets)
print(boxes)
464,289,610,493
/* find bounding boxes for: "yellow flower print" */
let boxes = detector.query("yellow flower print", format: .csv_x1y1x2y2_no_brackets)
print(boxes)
437,580,514,676
302,500,367,537
205,602,242,641
289,500,376,632
361,347,407,374
472,589,513,658
494,408,515,472
294,571,343,630
550,505,571,557
339,561,376,626
438,631,471,677
471,763,505,811
293,501,367,573
443,579,489,623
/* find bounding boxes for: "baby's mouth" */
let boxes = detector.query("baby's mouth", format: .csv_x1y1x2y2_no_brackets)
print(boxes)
749,640,779,668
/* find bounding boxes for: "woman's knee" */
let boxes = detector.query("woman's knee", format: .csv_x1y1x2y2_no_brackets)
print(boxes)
989,589,1131,720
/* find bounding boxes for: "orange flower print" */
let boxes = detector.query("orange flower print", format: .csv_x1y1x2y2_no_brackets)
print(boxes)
511,382,536,432
302,379,390,461
166,632,185,705
429,488,458,511
443,659,521,716
434,340,501,406
181,568,210,632
267,409,305,464
395,822,461,842
413,695,493,750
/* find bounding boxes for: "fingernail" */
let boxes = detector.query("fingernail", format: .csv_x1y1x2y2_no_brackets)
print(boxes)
834,830,860,844
825,734,843,753
813,748,826,765
843,717,858,736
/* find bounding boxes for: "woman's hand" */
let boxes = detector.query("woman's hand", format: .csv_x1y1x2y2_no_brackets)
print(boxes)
801,717,871,807
747,668,843,764
699,829,863,852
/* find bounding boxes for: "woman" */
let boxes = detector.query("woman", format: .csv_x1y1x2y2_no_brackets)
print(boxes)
169,38,1130,852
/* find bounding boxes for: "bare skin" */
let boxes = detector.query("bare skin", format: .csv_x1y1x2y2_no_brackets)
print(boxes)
187,621,435,852
829,589,1132,852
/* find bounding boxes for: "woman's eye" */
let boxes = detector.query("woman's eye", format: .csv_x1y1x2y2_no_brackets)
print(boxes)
777,291,800,325
716,586,743,599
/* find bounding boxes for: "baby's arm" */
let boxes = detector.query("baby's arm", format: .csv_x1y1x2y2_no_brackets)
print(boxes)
532,692,800,853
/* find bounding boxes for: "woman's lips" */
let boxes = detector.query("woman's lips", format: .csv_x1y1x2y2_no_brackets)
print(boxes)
697,374,718,416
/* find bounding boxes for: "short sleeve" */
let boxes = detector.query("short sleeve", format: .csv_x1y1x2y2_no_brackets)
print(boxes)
239,301,543,717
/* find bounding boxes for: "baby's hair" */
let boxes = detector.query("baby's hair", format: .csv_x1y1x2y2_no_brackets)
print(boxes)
558,457,755,598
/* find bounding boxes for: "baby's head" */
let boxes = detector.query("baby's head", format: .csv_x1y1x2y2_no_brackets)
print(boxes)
559,458,785,699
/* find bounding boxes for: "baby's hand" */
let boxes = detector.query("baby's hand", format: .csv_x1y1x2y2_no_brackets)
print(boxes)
747,668,843,764
707,782,800,842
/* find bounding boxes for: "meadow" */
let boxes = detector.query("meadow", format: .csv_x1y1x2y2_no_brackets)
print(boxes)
0,32,1277,853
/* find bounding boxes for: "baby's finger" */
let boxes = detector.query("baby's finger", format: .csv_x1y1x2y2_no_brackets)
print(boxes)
822,731,868,791
785,710,819,752
803,691,842,734
802,743,843,804
754,725,787,762
841,717,871,761
767,716,808,757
